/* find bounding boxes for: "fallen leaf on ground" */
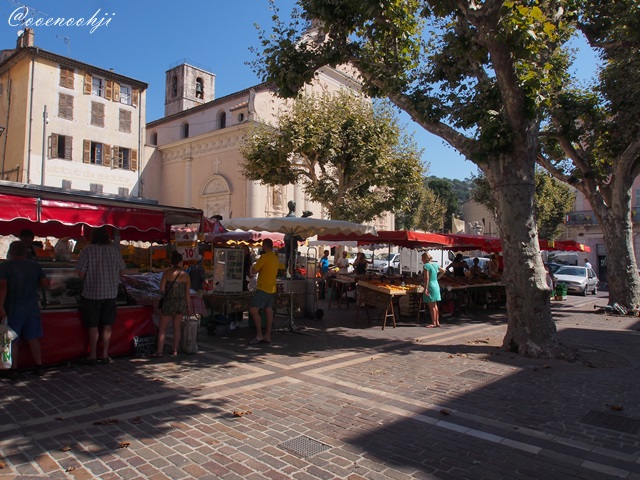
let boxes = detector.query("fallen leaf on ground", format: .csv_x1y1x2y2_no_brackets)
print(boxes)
232,410,252,417
65,466,76,472
0,459,6,468
60,446,72,452
439,409,451,415
131,416,142,424
543,365,551,369
607,404,624,411
55,417,64,421
118,442,131,449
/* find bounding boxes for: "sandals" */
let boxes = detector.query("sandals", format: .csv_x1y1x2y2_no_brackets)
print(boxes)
98,357,112,365
169,350,178,356
248,338,270,345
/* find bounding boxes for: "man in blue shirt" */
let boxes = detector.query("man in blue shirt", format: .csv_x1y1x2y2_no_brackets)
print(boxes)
319,250,330,275
0,241,49,376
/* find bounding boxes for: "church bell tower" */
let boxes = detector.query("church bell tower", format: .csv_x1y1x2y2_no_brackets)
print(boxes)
164,62,215,116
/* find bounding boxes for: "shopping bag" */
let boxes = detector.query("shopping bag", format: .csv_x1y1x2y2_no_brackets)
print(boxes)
0,318,17,370
180,315,199,354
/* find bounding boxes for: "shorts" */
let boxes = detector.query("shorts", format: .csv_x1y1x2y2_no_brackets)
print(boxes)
251,289,275,309
81,297,117,328
8,316,43,341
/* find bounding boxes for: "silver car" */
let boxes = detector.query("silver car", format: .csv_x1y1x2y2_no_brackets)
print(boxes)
553,266,598,296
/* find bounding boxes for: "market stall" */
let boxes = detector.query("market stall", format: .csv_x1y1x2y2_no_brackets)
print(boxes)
0,181,204,369
223,216,376,331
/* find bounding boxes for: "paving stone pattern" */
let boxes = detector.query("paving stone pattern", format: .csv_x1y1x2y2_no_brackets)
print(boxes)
1,293,639,479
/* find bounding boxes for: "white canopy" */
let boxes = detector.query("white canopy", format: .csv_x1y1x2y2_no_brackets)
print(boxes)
222,217,376,240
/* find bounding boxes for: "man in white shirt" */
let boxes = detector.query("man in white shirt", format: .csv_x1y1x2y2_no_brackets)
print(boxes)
336,251,350,275
584,258,592,269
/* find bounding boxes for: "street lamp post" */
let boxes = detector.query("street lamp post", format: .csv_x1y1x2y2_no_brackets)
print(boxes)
41,105,48,186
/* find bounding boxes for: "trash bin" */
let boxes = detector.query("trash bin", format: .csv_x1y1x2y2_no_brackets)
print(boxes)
554,284,568,300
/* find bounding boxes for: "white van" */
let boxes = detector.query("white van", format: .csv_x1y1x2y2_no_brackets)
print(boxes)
399,248,453,276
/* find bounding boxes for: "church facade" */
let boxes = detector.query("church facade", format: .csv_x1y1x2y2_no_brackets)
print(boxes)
143,62,394,230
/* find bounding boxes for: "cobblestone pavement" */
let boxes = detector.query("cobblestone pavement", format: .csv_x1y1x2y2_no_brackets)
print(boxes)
1,292,639,479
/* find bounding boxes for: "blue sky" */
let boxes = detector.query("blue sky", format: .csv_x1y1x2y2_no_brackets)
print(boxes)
1,0,597,181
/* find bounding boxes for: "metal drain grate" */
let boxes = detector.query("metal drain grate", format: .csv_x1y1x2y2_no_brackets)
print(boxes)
457,369,501,382
580,411,640,434
278,436,331,458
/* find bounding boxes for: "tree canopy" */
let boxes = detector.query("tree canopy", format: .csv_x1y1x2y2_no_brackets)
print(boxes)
537,0,640,306
253,0,587,358
471,170,575,240
240,90,424,222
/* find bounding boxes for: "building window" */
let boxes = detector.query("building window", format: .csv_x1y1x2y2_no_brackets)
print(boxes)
150,132,158,145
91,142,103,165
91,101,105,127
218,112,226,129
59,66,74,89
89,183,103,193
62,179,72,189
92,76,104,97
118,187,130,196
113,146,138,171
238,113,245,122
119,109,132,133
58,93,73,120
182,122,189,139
118,147,130,170
172,76,178,97
83,140,111,167
50,134,72,160
195,77,204,99
120,85,131,105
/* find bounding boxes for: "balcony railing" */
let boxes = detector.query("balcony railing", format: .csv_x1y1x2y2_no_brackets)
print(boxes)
566,208,640,226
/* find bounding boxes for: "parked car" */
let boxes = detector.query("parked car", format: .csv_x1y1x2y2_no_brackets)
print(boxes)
553,265,598,296
463,257,491,273
371,253,400,274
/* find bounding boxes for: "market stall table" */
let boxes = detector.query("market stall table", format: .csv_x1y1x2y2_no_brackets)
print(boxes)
328,276,357,309
356,280,421,329
16,305,155,369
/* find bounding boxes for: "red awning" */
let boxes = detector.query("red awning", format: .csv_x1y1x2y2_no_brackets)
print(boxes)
442,234,503,252
318,230,454,249
40,199,166,232
540,239,591,252
0,193,39,222
0,184,202,242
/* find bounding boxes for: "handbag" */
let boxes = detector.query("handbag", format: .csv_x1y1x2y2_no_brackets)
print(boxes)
159,269,181,310
1,318,17,370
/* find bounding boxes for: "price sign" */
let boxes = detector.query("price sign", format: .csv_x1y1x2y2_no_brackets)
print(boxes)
174,229,198,260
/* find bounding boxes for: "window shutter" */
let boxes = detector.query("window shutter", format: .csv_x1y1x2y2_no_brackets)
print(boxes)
91,102,105,127
99,104,105,127
130,149,138,172
50,134,59,158
83,140,90,163
105,80,113,101
112,83,120,102
60,67,74,89
103,144,112,167
132,88,139,107
67,94,74,120
84,73,92,94
65,136,73,160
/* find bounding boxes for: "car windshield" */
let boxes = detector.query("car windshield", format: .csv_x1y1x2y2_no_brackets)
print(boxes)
546,263,561,274
555,266,586,277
